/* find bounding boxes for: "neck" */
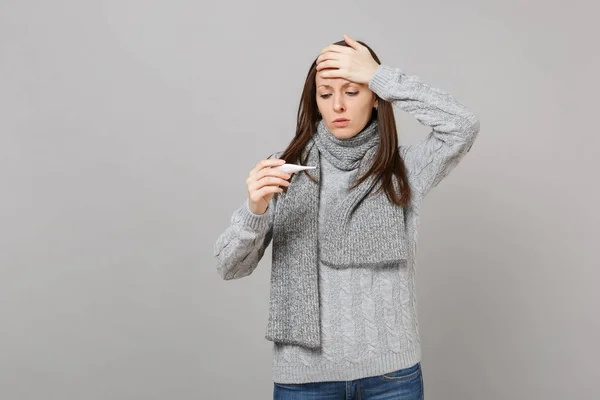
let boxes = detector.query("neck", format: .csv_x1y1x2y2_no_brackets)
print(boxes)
314,118,379,170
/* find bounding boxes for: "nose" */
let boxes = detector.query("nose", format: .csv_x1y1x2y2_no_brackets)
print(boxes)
333,96,346,113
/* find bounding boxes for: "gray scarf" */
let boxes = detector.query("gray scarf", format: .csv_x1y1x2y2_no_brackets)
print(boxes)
265,118,408,349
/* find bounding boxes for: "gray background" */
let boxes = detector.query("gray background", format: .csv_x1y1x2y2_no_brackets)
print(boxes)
1,0,598,399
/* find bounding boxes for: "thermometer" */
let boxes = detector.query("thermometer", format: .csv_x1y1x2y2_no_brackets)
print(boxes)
272,163,317,174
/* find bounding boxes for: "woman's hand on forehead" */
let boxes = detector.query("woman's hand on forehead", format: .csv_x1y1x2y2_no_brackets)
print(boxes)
316,34,379,85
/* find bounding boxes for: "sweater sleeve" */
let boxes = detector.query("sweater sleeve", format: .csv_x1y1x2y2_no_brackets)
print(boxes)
368,64,480,197
213,152,281,280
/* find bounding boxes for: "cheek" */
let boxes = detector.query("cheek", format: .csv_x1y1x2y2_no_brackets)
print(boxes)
316,99,328,113
358,99,374,112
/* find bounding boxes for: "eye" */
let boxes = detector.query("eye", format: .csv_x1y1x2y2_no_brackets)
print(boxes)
319,92,358,99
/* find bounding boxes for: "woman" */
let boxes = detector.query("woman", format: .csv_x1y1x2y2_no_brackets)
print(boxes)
214,34,480,399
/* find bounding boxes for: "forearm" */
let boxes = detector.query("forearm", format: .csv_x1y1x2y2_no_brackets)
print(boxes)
369,64,479,144
213,199,273,280
368,64,480,196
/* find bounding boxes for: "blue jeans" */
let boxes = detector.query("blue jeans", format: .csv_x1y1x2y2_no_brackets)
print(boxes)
273,362,424,399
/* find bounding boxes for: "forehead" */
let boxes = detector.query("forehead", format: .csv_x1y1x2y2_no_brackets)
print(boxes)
315,70,356,88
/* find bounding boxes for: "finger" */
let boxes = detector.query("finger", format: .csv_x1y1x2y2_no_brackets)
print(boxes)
343,34,362,50
258,176,291,188
249,176,290,192
319,44,351,56
249,158,285,177
316,60,341,72
248,163,290,189
256,166,291,181
319,67,345,79
316,51,340,65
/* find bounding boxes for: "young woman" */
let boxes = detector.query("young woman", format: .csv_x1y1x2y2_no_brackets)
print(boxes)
214,34,480,399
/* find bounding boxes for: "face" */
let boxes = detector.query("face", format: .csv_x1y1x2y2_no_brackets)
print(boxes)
315,68,378,139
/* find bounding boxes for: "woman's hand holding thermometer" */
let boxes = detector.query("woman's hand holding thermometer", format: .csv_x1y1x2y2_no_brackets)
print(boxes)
246,158,290,215
246,159,317,215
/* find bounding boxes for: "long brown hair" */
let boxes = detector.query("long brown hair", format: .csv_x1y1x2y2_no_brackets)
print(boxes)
278,38,411,207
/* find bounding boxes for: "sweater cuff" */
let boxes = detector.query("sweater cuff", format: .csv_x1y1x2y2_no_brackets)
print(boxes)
368,64,403,101
234,199,271,231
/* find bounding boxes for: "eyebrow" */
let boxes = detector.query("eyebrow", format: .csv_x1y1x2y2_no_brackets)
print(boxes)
317,82,355,89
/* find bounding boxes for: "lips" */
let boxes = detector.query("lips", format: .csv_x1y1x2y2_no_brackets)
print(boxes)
333,119,350,128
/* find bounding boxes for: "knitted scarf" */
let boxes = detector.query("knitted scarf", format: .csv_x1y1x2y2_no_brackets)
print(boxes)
265,118,408,349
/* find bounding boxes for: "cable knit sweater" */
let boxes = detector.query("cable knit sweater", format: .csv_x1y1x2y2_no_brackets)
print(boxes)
213,64,480,384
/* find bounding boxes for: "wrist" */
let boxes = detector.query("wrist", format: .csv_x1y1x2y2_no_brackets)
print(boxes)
247,199,268,215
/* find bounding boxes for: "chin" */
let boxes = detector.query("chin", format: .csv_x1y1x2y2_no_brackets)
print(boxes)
332,130,359,139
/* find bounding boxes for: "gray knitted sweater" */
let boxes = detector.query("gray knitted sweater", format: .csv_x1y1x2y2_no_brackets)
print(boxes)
213,64,480,384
